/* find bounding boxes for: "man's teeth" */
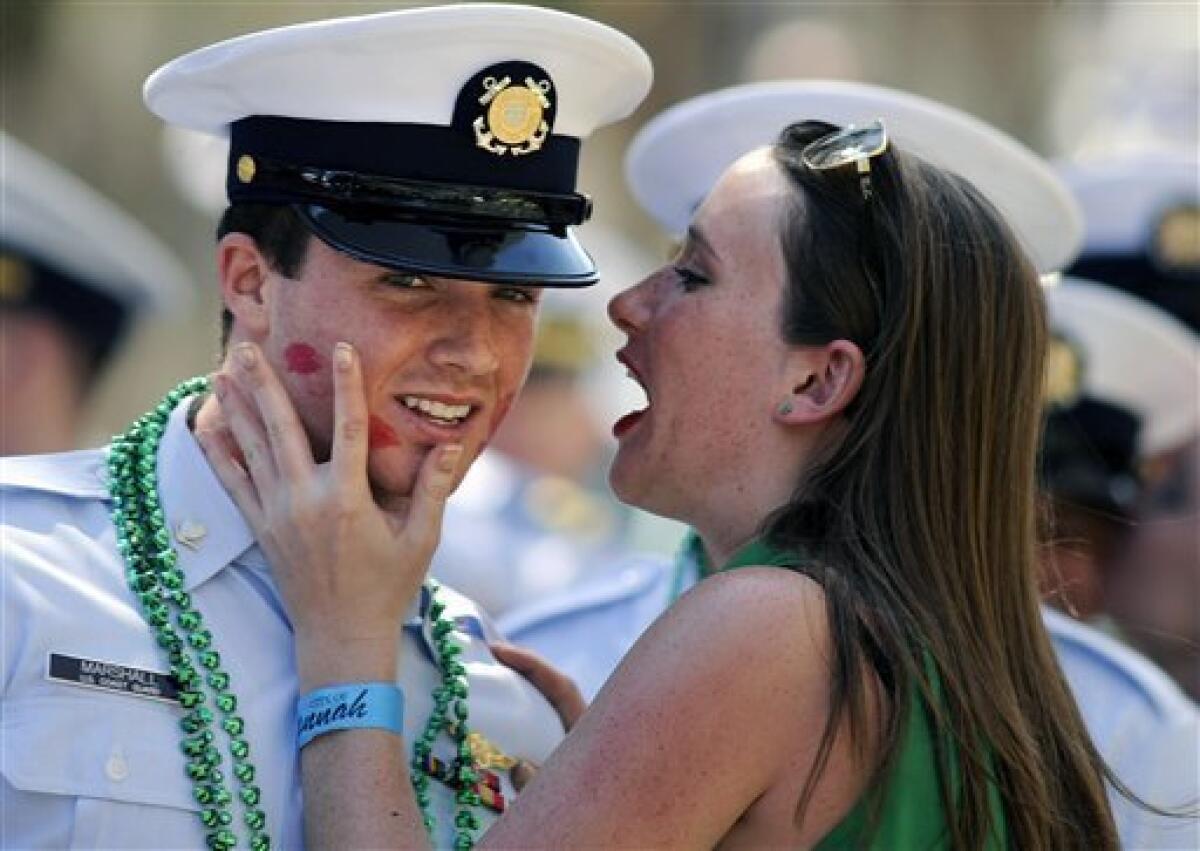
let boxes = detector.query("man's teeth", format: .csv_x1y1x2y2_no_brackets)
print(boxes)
401,396,471,423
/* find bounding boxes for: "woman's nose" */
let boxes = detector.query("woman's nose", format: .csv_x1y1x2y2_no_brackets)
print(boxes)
608,275,653,334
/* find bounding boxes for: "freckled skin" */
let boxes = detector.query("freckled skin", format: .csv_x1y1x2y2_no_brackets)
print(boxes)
255,237,538,500
607,152,800,527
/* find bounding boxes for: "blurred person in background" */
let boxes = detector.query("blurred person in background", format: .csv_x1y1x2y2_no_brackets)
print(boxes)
503,82,1199,849
1038,314,1143,621
1041,278,1198,630
0,132,191,455
432,302,627,618
1060,156,1200,701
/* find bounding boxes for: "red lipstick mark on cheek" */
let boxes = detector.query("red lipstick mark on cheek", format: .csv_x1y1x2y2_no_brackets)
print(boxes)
368,415,401,449
284,342,322,375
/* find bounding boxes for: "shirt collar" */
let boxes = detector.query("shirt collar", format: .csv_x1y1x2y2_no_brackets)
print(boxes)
156,395,257,592
153,395,438,622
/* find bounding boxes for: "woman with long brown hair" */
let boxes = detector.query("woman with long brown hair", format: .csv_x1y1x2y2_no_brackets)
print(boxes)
211,116,1122,847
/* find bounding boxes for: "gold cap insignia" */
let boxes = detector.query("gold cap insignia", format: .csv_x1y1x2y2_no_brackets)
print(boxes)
473,75,552,157
236,154,257,184
1152,204,1200,273
1043,332,1085,408
0,254,33,305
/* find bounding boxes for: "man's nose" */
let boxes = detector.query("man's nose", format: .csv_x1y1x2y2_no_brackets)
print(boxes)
429,298,501,376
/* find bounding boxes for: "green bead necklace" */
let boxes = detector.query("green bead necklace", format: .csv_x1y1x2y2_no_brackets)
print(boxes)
411,578,483,850
109,377,268,851
109,380,486,850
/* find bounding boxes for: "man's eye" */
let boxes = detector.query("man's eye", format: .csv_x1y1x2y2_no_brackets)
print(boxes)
673,266,709,292
494,286,540,304
384,273,432,289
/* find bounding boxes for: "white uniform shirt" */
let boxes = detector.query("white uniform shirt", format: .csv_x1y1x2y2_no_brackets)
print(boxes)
434,450,624,619
506,554,1200,849
1044,607,1199,849
1,398,564,849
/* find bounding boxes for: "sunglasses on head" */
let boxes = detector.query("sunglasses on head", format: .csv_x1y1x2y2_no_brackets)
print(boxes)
800,119,889,201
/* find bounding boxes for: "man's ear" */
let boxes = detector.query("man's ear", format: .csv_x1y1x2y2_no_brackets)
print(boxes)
774,340,865,426
217,233,276,338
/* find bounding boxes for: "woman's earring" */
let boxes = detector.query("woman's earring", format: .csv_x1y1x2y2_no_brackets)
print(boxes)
778,399,794,416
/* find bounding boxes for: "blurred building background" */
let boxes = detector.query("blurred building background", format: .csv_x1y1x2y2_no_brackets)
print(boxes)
4,1,1197,562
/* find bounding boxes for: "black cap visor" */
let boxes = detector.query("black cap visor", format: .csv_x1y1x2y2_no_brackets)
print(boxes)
298,204,598,288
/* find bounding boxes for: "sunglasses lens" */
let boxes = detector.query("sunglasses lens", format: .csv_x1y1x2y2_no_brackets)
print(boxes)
801,120,888,170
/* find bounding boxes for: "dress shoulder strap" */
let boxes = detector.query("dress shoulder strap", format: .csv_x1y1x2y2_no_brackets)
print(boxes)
720,536,812,573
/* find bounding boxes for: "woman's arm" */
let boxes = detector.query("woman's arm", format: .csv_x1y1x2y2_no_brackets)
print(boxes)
481,567,841,847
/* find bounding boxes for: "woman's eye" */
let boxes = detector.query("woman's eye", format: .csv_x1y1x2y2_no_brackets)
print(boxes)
673,266,709,292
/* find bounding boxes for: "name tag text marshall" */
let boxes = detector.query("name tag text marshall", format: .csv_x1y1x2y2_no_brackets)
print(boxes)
46,653,180,702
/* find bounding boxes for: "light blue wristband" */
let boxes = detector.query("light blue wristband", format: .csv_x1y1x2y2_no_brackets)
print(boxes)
296,682,405,749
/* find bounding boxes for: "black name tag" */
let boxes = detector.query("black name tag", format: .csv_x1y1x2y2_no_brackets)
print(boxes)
46,653,180,703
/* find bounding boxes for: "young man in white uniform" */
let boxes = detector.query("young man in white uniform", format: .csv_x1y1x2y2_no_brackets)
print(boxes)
0,6,650,849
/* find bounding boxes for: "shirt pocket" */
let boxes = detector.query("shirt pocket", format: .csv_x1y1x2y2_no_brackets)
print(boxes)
2,694,206,849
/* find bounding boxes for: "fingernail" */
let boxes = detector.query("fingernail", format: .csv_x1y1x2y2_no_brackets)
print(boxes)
234,343,257,369
334,342,353,371
437,444,463,473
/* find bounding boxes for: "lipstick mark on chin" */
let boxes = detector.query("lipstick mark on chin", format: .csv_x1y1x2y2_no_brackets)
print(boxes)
284,343,322,375
368,415,401,449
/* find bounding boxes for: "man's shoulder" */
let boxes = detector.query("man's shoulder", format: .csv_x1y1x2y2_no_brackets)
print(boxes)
1,448,111,502
498,554,674,638
1043,606,1197,724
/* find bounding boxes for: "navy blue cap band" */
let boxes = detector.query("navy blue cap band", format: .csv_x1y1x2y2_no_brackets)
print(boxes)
1069,254,1199,335
229,116,581,202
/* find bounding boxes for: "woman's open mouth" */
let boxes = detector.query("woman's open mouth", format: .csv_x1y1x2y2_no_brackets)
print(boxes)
613,350,650,439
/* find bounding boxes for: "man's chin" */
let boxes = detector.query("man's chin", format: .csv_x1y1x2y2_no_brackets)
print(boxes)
366,450,422,503
366,443,477,504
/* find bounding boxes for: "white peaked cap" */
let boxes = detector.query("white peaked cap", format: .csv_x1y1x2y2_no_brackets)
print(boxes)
1,131,191,316
144,4,651,140
141,4,652,288
1046,277,1199,455
626,80,1083,274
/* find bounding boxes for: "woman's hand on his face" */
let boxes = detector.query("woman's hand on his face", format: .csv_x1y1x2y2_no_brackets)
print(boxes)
200,341,462,690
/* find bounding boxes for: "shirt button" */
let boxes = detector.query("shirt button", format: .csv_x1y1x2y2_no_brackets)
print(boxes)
106,753,129,782
175,520,208,550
